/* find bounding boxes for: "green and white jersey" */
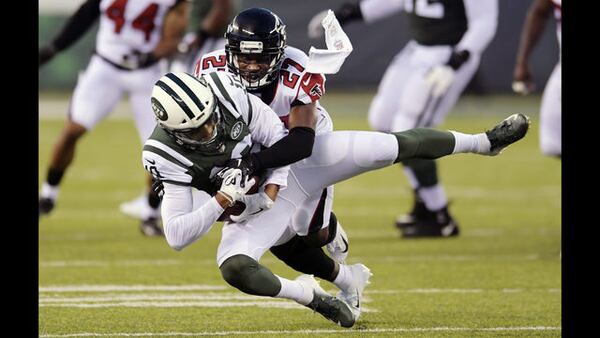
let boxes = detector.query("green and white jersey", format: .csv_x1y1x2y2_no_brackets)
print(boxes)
142,71,290,250
142,71,290,195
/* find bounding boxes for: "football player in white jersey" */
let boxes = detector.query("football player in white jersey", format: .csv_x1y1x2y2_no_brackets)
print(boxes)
38,0,190,236
160,7,528,323
308,0,499,238
513,0,561,158
147,69,529,326
195,7,357,301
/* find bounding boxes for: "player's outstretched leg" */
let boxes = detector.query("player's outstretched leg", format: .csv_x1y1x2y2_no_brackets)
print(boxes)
393,113,530,162
219,254,357,327
39,121,87,217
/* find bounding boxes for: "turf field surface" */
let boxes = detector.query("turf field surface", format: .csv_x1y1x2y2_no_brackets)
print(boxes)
39,92,561,337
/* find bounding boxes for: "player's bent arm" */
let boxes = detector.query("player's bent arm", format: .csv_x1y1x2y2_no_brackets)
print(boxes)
42,0,101,55
161,183,226,251
199,0,233,36
151,0,190,60
359,0,404,24
455,0,498,56
245,93,317,174
514,0,553,71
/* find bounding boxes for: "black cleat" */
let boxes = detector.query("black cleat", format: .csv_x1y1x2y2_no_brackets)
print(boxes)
306,291,356,328
395,199,428,229
399,205,459,238
140,217,164,237
39,197,55,217
485,113,530,155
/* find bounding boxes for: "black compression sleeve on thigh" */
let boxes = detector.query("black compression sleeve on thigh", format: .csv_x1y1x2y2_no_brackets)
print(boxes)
401,158,439,187
250,127,315,172
270,236,337,282
393,128,456,163
219,255,281,296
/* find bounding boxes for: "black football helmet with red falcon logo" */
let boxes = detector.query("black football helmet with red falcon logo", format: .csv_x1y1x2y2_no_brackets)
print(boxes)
225,8,287,91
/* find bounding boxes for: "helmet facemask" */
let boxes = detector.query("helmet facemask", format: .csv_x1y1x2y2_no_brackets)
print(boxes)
163,106,226,154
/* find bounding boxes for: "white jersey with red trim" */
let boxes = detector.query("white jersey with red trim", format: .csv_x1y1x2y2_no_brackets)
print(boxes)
96,0,178,65
551,0,561,49
194,46,333,134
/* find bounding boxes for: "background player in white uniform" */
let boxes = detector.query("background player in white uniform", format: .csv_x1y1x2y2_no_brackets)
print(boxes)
148,70,530,327
308,0,498,238
38,0,190,237
169,0,236,73
512,0,561,158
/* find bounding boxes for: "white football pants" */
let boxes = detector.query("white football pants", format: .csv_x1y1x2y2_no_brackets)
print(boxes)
539,62,561,156
217,131,399,266
368,40,480,132
69,55,164,143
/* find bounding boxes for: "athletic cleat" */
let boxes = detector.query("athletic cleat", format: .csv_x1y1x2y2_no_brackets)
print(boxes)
326,222,349,263
39,197,55,217
120,193,155,220
395,198,427,229
296,274,355,327
139,217,164,237
336,263,372,321
399,205,460,238
485,113,530,155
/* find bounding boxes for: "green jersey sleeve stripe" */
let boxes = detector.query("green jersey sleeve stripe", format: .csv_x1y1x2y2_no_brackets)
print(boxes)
209,72,239,113
246,95,253,125
143,145,190,170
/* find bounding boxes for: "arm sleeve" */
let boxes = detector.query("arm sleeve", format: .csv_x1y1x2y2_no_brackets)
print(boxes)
360,0,404,24
160,183,224,251
50,0,101,51
246,94,293,188
455,0,498,55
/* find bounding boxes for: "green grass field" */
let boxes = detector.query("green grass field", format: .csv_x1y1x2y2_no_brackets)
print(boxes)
39,93,561,337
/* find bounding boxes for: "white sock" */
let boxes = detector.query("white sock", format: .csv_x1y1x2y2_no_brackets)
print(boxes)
275,276,313,305
333,264,353,293
450,131,491,154
40,183,59,200
418,184,448,211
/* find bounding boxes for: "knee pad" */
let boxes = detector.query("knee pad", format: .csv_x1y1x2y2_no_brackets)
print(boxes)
219,254,280,296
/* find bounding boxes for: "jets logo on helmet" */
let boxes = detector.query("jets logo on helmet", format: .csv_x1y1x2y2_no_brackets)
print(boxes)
225,8,287,91
151,72,225,153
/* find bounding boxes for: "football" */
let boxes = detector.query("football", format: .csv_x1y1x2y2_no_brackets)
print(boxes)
217,175,261,222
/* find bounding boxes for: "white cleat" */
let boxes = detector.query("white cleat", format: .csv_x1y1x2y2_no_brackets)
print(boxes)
336,263,372,320
326,222,349,264
120,193,160,220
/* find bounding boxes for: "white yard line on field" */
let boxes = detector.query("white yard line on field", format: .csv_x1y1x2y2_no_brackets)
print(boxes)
39,285,227,292
39,326,561,337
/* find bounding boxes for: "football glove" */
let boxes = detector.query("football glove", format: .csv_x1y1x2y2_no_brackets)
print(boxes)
229,191,274,223
152,179,165,200
217,168,256,206
425,65,455,98
512,64,535,95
